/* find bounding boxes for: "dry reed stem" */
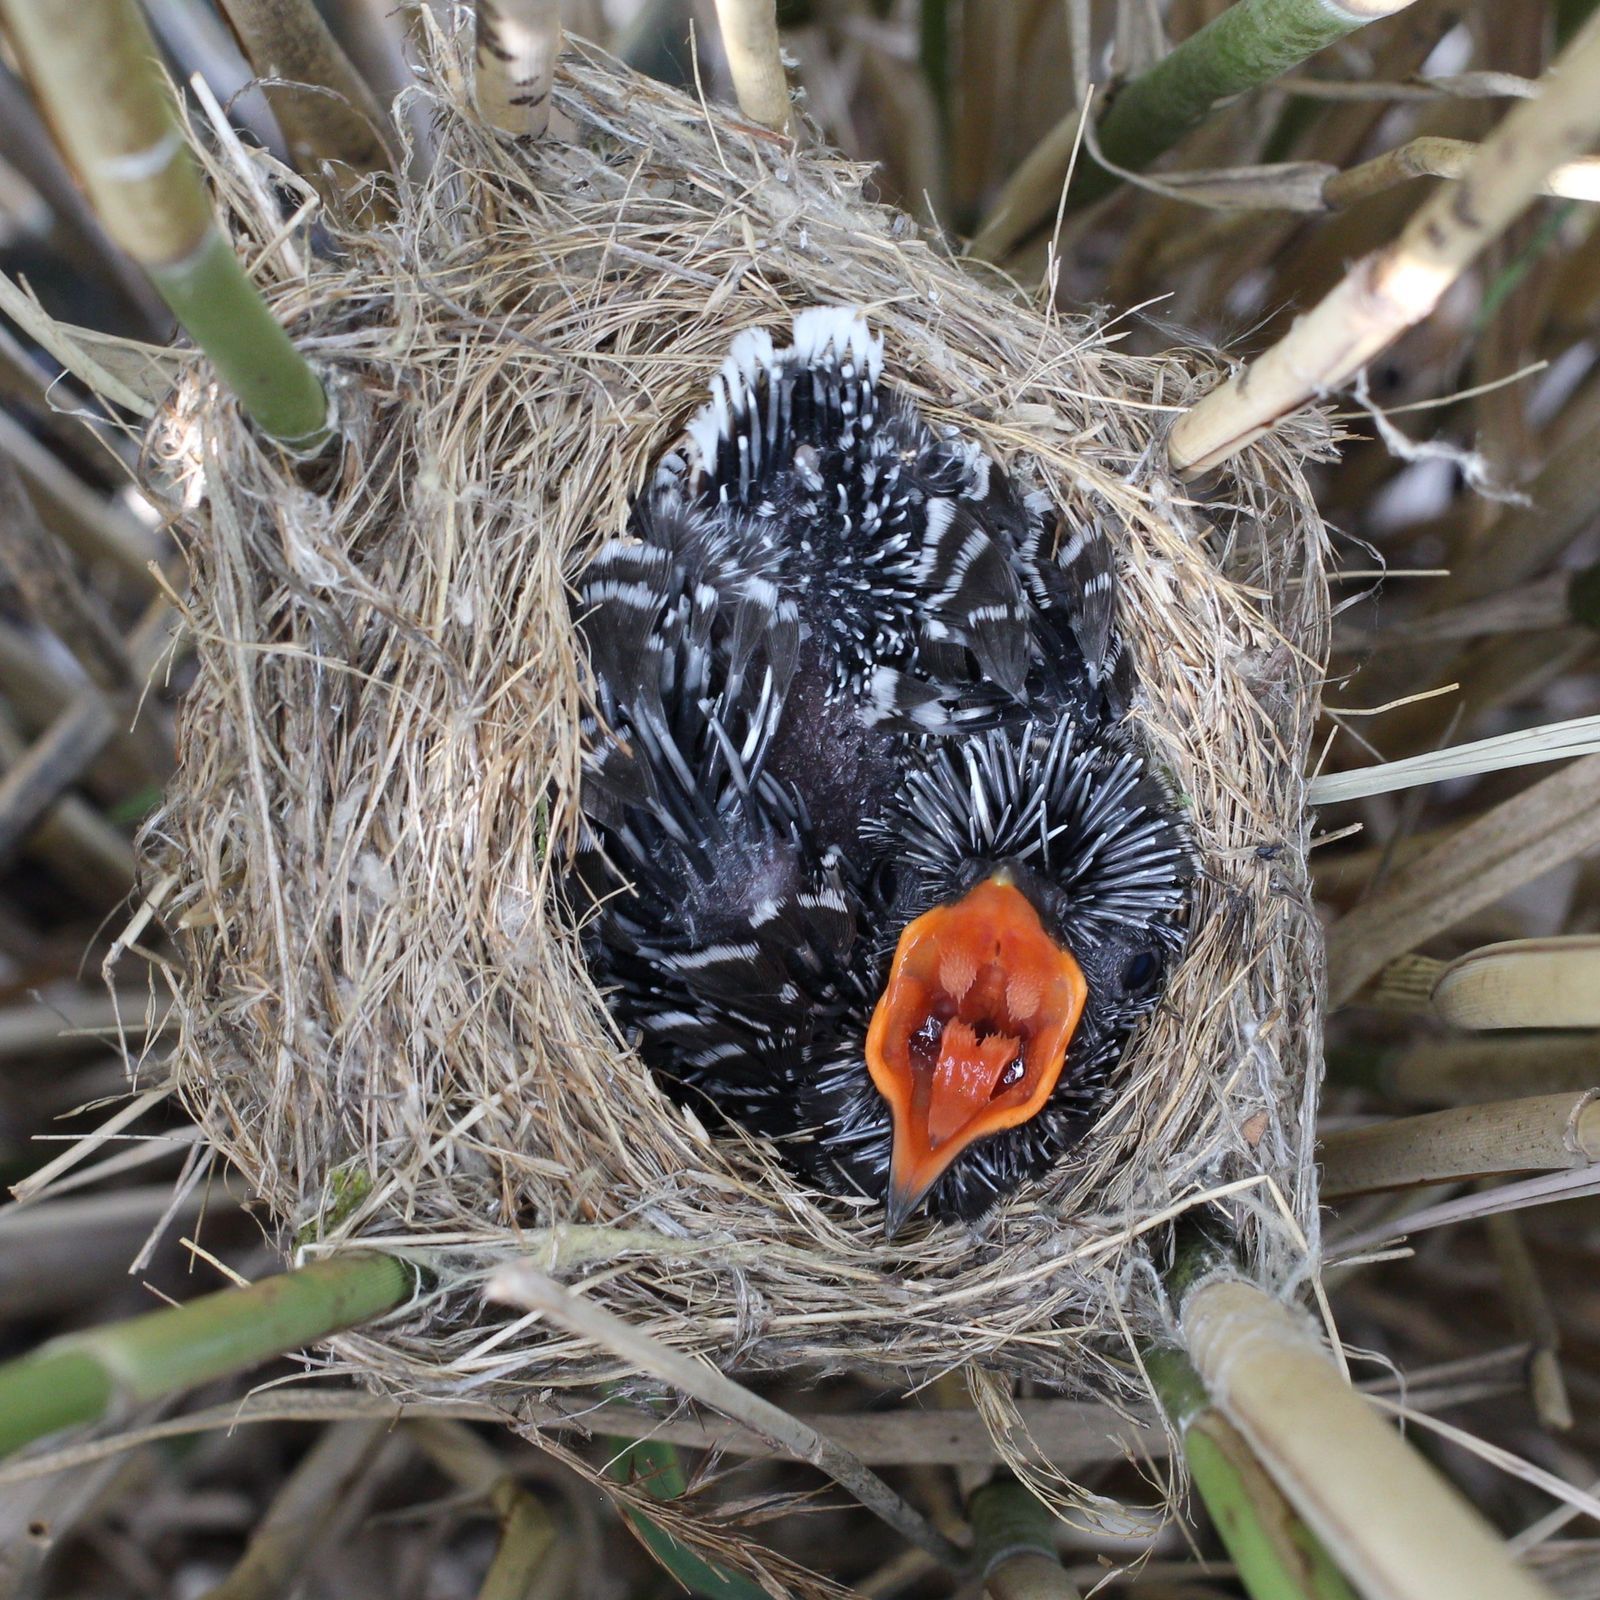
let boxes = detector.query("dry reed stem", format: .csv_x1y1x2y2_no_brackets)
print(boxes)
0,408,162,587
1182,1276,1550,1600
1373,1035,1600,1106
0,1388,1160,1486
475,0,563,138
0,595,173,868
1485,1212,1573,1433
1326,136,1600,209
711,0,792,130
1325,755,1600,1004
487,1260,965,1567
1169,14,1600,475
0,456,131,694
1431,938,1600,1029
198,1420,389,1600
1319,1092,1600,1197
215,0,395,192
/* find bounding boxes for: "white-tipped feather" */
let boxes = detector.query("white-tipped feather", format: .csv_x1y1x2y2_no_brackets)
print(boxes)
575,311,1191,1225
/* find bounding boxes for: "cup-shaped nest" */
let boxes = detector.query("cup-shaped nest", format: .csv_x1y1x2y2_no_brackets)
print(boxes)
138,28,1331,1433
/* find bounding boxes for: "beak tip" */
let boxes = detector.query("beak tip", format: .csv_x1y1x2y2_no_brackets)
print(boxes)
882,1185,921,1241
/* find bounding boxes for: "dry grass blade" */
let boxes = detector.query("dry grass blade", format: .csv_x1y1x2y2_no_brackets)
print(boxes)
487,1260,966,1567
1320,1092,1600,1197
1182,1276,1551,1600
1169,13,1600,474
1324,755,1600,1006
475,0,563,138
1308,715,1600,804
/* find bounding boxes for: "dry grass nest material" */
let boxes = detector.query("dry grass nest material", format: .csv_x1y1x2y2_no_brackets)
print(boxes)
136,27,1333,1413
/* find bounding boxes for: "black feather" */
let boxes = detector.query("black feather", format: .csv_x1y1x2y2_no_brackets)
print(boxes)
569,309,1192,1224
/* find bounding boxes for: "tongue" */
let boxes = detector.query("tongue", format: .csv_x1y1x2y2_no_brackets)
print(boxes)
927,1020,1023,1147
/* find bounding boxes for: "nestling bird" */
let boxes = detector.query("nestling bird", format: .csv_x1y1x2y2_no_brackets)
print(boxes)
571,309,1192,1232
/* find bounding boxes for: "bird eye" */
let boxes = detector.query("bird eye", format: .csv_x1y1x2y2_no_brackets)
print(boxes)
1120,950,1161,993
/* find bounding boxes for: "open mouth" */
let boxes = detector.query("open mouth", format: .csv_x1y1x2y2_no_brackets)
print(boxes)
865,873,1087,1227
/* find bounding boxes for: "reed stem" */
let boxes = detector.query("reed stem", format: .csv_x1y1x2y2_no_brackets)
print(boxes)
215,0,394,196
1320,1093,1600,1197
475,0,563,138
1169,12,1600,473
711,0,791,131
968,1479,1084,1600
1146,1346,1359,1600
971,0,1417,261
0,0,330,447
1181,1275,1552,1600
0,1252,414,1458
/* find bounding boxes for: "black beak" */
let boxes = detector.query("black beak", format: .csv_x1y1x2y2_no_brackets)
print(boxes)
882,1170,933,1240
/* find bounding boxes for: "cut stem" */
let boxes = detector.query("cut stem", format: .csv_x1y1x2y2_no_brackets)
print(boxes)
1181,1275,1552,1600
1146,1346,1359,1600
1168,13,1600,474
0,1252,415,1458
1320,1093,1600,1198
1485,1211,1573,1433
968,1479,1083,1600
0,0,330,447
970,0,1418,262
1431,938,1600,1030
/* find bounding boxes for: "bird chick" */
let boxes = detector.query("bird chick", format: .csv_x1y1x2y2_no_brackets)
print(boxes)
571,308,1192,1231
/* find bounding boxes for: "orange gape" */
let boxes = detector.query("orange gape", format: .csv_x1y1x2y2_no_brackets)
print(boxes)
865,875,1088,1227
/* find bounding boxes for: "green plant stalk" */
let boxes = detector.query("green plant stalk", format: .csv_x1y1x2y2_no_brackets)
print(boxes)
0,0,330,447
150,230,331,447
606,1434,769,1600
0,1252,414,1458
971,0,1413,260
1146,1346,1360,1600
969,1478,1083,1600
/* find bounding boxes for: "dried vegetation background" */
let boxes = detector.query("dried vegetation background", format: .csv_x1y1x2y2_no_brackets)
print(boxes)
0,1,1597,1598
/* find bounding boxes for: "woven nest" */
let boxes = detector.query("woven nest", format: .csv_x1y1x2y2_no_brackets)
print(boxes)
136,23,1332,1444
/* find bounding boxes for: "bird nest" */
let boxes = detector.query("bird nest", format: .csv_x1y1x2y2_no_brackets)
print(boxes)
131,26,1331,1449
